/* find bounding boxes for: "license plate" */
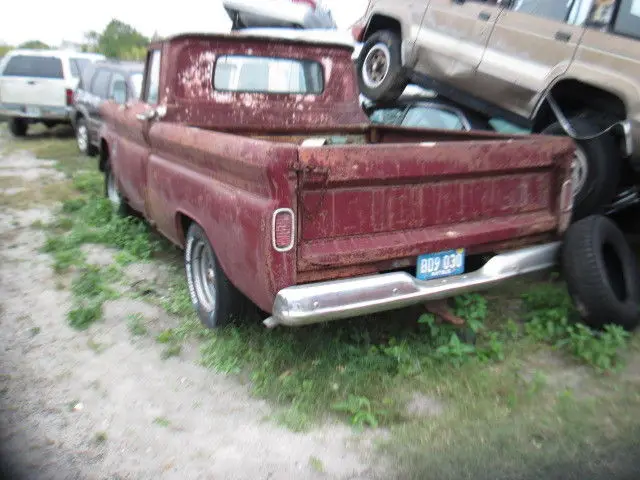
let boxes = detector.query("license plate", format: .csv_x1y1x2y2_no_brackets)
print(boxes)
25,106,41,117
416,249,465,281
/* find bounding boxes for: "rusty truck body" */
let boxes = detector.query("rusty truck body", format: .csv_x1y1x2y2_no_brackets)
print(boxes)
98,31,575,329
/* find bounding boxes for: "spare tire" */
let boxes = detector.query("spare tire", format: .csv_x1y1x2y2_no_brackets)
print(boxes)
562,215,640,331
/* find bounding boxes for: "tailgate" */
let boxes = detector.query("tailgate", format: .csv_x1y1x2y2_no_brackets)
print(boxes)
0,76,67,107
295,137,573,273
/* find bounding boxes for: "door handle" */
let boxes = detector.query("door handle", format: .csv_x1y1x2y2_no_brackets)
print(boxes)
27,80,36,85
478,11,491,21
135,105,166,122
555,31,571,42
136,109,156,121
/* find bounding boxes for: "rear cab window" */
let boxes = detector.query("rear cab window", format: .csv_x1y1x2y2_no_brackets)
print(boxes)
213,55,324,94
2,55,63,78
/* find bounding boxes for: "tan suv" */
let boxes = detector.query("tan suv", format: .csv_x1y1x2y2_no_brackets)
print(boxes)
352,0,640,220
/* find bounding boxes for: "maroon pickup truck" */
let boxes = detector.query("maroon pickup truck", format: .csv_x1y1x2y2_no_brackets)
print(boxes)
98,31,575,329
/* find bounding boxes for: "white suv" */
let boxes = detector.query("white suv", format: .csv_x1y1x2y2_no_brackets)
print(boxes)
0,49,105,136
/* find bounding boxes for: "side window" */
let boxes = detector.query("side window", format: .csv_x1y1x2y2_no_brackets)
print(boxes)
509,0,573,22
144,50,161,104
613,0,640,39
90,69,111,99
109,73,128,104
70,58,90,79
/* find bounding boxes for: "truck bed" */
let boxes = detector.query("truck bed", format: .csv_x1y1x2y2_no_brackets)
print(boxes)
144,122,573,309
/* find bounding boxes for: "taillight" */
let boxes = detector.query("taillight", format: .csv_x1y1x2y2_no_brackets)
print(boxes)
272,208,295,252
559,178,574,233
351,20,366,42
66,88,74,106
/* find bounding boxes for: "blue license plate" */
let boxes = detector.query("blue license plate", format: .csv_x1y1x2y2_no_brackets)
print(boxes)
416,249,465,281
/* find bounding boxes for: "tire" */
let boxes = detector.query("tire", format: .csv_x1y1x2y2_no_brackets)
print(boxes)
104,161,131,216
76,117,97,156
562,215,640,331
357,30,407,102
542,114,620,221
184,223,253,329
8,118,28,137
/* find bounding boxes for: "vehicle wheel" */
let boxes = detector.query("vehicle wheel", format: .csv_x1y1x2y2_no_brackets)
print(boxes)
357,30,407,102
185,223,252,329
104,161,131,216
8,118,28,137
76,117,97,156
562,215,640,331
542,114,620,221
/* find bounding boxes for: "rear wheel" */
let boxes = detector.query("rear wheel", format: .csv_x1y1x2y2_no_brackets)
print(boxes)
357,30,407,102
8,118,28,137
562,215,640,331
76,117,97,156
542,114,620,221
184,223,253,329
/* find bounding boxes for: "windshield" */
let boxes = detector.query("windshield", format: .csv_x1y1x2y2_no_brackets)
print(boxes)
130,73,143,99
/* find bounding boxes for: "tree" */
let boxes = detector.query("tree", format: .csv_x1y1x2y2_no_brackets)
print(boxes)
18,40,50,50
0,45,12,57
95,19,149,59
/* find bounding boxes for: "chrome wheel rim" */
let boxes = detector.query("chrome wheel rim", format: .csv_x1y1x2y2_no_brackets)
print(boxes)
572,146,588,197
77,124,88,153
106,169,121,206
191,240,216,312
362,43,391,89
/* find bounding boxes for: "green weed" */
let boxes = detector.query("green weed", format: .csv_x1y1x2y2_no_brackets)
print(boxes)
66,265,117,330
153,417,170,427
127,313,148,336
522,283,630,372
332,394,387,429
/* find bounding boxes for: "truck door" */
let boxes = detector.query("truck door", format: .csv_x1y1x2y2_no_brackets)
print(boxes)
475,0,588,118
111,49,162,216
413,0,502,87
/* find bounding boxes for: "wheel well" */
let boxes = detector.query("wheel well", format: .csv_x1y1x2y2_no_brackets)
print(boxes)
363,14,402,41
176,212,193,245
533,80,626,133
98,140,109,172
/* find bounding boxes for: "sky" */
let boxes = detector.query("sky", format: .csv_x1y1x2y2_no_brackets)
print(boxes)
0,0,369,47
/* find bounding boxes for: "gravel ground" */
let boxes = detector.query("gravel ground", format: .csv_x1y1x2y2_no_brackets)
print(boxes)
0,136,380,480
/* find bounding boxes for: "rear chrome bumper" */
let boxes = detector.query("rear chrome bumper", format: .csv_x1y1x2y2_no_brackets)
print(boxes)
264,242,561,328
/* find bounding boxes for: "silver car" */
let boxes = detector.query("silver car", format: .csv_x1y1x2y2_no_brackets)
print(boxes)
224,0,336,30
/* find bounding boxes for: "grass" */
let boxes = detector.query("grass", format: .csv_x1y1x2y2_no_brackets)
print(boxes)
153,416,170,427
128,313,148,336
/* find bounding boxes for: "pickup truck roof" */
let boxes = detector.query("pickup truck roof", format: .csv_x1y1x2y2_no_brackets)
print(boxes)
147,32,368,132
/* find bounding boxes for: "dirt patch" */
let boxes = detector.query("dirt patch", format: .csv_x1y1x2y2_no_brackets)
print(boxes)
405,393,445,418
0,213,379,478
